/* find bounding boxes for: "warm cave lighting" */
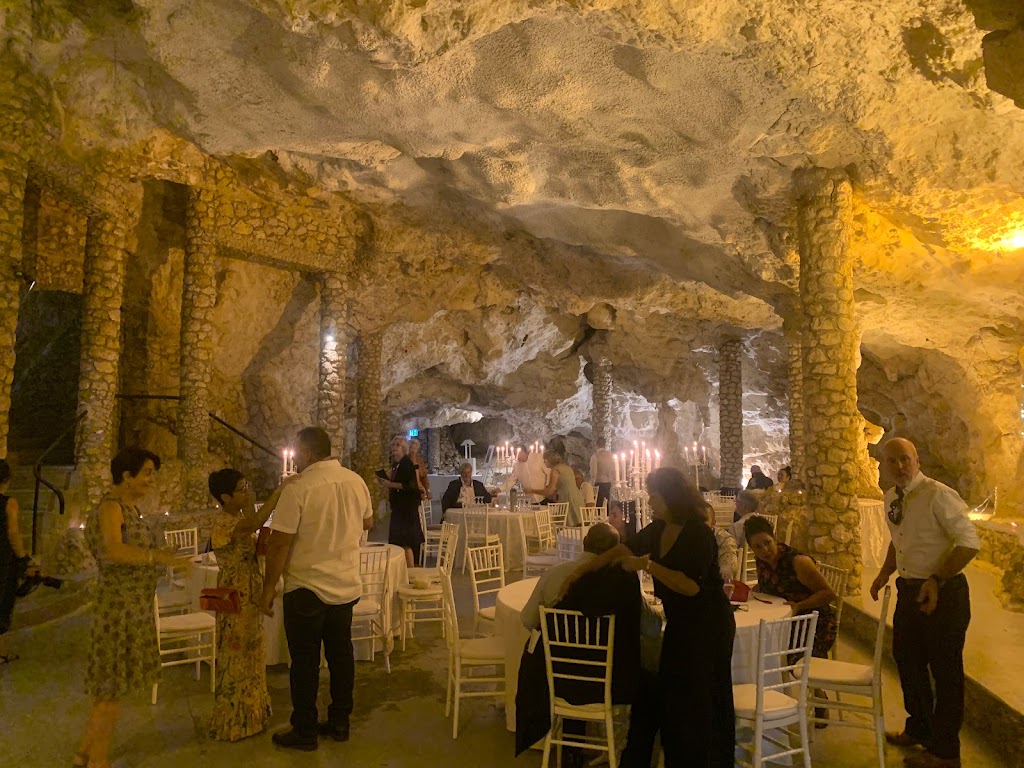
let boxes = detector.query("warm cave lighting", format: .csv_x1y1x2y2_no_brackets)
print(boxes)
994,228,1024,252
325,334,334,343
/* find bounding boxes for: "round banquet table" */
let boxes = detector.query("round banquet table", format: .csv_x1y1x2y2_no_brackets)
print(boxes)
445,508,539,570
493,577,792,731
188,543,408,666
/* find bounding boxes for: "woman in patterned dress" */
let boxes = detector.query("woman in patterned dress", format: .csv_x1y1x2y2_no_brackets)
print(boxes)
74,448,182,768
206,469,284,740
743,514,838,656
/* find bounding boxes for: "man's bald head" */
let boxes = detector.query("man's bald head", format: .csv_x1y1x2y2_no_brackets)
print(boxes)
883,437,920,488
582,522,620,555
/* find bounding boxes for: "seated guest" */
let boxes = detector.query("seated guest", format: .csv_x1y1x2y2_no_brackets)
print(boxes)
441,462,492,519
777,465,792,488
515,523,641,762
521,523,621,630
702,502,738,583
572,467,597,506
731,489,761,541
746,464,774,490
606,501,628,541
744,515,837,658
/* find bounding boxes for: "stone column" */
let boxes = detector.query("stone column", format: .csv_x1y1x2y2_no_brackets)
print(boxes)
796,167,862,593
178,188,218,511
354,330,384,507
427,427,441,472
591,356,612,450
318,272,348,458
718,338,743,488
75,178,144,508
0,155,28,459
783,315,806,485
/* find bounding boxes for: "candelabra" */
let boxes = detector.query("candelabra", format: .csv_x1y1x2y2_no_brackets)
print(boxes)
281,449,297,479
611,441,661,531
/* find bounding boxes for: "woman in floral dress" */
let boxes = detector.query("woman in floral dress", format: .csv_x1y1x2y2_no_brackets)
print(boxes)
74,448,183,768
206,469,286,741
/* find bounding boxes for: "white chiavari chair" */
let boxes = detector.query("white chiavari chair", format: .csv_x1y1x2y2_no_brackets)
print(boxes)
151,593,215,704
398,526,458,649
467,543,505,636
353,548,392,672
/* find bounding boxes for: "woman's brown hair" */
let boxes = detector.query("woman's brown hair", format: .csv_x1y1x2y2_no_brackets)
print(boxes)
646,467,706,524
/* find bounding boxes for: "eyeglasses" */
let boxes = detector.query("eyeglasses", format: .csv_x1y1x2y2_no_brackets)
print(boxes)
887,496,904,525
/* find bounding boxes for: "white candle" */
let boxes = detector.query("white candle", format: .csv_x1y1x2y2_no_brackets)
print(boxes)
282,449,288,475
655,450,661,469
614,453,620,483
702,446,707,463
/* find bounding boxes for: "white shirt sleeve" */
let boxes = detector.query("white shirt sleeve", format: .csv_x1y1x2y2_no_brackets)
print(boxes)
934,486,980,550
269,484,302,534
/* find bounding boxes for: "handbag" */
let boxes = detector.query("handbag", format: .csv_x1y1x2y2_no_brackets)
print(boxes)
199,587,241,613
730,579,751,602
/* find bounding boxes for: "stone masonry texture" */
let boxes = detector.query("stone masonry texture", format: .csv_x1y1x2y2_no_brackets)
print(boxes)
796,166,863,594
718,339,743,488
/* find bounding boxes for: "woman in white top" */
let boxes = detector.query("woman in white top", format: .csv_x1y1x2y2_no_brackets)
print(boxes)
702,502,739,583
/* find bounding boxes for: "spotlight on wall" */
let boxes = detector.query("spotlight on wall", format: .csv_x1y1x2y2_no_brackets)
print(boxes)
325,335,334,343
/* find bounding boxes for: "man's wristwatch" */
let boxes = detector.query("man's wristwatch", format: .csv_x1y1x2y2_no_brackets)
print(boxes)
928,573,945,588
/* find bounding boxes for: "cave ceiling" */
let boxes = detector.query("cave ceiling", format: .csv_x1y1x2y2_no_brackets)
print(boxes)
17,0,1024,429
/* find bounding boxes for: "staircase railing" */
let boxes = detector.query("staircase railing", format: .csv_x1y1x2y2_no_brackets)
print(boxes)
115,393,281,459
31,410,86,555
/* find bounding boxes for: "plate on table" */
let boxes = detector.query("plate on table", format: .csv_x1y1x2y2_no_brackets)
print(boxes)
362,542,388,549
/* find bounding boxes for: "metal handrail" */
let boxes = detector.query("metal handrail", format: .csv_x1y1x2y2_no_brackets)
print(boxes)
31,410,87,554
115,393,280,459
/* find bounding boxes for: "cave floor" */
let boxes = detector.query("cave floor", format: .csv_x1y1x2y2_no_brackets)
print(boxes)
0,570,1007,768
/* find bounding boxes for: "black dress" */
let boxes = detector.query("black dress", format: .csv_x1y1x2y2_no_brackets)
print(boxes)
388,456,424,554
0,495,19,636
621,516,737,768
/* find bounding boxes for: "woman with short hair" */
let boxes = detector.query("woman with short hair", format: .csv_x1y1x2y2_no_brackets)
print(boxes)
377,436,422,567
206,469,283,741
74,448,183,768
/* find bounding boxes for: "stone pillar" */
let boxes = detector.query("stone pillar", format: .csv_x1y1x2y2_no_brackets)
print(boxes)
591,356,612,450
783,315,806,485
427,427,441,472
0,155,28,459
318,272,348,459
75,178,144,508
354,330,384,508
718,338,743,488
796,167,862,593
178,188,218,511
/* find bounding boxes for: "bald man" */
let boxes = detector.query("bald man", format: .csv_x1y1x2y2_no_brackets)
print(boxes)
871,438,979,768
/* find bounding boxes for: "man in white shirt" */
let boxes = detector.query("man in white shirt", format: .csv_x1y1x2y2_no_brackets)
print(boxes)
520,523,621,630
871,438,979,768
500,447,549,504
730,490,761,543
259,427,374,751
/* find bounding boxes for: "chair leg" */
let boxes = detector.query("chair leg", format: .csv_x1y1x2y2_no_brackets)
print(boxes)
799,708,812,768
541,728,552,768
873,707,886,768
445,654,453,717
607,714,618,768
452,662,461,739
401,600,408,652
151,682,158,705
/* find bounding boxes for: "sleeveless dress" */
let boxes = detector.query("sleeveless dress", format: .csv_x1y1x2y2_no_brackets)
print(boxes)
0,495,18,635
756,542,838,657
208,515,271,740
553,463,583,526
84,495,161,699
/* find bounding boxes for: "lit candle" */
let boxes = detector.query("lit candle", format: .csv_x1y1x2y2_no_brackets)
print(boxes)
289,449,295,474
685,446,690,461
613,453,620,483
702,446,707,463
655,450,661,469
282,449,287,475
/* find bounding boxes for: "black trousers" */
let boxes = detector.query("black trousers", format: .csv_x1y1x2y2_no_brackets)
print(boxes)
595,482,612,509
621,620,736,768
893,574,971,759
283,588,356,737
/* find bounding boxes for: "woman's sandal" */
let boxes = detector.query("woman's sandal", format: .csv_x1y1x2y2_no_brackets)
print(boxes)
0,654,19,665
71,753,89,767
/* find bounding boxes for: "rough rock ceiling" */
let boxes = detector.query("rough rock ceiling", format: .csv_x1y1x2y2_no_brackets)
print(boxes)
16,0,1024,485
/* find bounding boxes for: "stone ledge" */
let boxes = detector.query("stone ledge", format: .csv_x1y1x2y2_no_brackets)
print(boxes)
975,520,1024,609
842,597,1024,768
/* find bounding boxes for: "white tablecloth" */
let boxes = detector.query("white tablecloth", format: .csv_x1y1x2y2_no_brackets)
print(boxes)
187,544,408,665
493,577,791,731
859,498,887,568
445,509,538,570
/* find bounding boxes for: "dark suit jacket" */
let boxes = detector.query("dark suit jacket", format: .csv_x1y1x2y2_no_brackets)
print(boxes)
441,478,492,514
514,565,642,755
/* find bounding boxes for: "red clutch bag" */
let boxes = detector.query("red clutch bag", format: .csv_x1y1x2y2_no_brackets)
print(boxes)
199,587,240,613
730,580,751,602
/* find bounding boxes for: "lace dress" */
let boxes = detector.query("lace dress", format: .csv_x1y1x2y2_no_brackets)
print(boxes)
208,515,271,740
84,495,160,700
756,542,838,657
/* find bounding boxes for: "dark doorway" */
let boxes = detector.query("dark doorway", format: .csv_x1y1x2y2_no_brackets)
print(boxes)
9,290,82,464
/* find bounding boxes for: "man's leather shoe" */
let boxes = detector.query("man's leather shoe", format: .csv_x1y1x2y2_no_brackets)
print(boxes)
886,731,926,748
318,721,350,742
272,729,318,751
905,752,961,768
